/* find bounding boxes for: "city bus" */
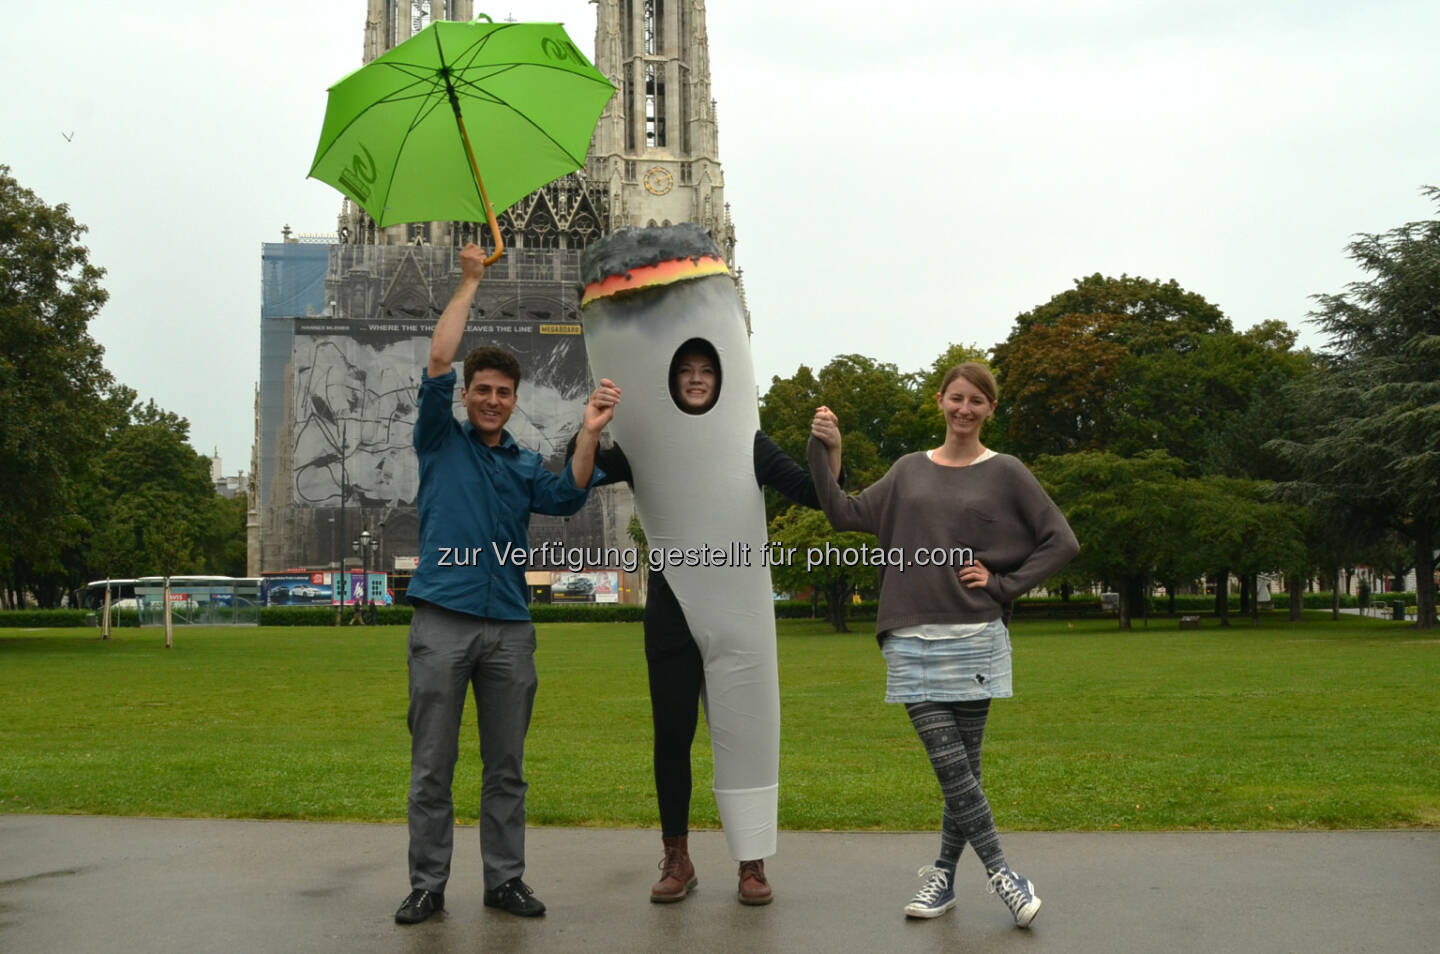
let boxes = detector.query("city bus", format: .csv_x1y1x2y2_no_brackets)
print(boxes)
83,576,261,625
81,578,138,610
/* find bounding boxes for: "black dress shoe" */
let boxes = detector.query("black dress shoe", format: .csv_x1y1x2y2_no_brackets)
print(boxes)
394,888,444,924
483,877,546,917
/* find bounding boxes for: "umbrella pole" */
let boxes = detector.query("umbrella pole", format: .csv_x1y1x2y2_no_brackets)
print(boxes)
454,113,505,266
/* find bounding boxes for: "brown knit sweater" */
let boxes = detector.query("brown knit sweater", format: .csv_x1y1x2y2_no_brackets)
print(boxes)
807,437,1079,634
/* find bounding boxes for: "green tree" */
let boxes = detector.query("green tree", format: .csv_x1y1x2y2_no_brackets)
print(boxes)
1035,452,1308,628
83,400,227,582
1206,321,1319,479
992,274,1312,476
916,342,991,396
993,273,1230,463
1032,451,1190,629
991,310,1130,457
1187,476,1308,626
0,165,114,606
202,491,250,578
1007,272,1229,340
1288,493,1389,622
767,506,878,633
1269,188,1440,629
759,354,930,502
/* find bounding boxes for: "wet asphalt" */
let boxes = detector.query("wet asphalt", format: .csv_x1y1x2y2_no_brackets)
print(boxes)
1,815,1435,954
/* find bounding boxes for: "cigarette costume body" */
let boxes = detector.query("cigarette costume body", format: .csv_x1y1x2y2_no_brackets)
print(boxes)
580,225,780,861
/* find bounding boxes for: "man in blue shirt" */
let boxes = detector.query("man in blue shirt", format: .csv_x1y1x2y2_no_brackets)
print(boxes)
395,243,621,925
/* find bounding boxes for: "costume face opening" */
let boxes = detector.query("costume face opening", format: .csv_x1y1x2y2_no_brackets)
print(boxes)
669,337,722,415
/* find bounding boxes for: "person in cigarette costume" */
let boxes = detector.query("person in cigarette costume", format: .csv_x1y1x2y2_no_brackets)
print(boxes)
576,224,839,905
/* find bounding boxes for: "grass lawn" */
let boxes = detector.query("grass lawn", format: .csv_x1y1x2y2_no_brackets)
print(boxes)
1,614,1436,831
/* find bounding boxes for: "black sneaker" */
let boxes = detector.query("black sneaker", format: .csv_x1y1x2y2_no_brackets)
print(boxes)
483,877,547,917
394,888,444,924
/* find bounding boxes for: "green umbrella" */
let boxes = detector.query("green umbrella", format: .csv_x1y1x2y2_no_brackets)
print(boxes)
309,14,614,264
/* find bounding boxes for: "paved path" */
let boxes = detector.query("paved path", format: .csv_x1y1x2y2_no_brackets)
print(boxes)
2,815,1435,953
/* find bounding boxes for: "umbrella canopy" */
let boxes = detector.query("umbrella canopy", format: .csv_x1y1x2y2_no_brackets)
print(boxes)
309,15,614,262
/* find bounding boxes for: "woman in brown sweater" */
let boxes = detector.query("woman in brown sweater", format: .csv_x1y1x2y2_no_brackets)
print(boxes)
807,362,1078,929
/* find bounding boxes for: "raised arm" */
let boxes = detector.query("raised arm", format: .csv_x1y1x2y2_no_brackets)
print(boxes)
530,379,621,516
754,430,840,509
428,243,487,378
565,433,632,488
805,406,887,534
810,406,843,480
568,378,622,488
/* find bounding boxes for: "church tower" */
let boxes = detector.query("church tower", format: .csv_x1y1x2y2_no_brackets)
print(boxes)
362,1,473,64
588,0,737,263
335,1,737,275
338,0,611,253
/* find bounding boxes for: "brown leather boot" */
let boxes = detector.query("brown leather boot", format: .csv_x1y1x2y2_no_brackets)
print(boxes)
737,859,773,906
650,836,697,903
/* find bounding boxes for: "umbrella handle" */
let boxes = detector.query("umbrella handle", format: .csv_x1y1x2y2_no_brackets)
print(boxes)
454,113,506,265
476,174,506,267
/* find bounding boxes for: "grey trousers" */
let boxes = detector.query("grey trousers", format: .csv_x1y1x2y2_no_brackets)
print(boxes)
407,602,538,893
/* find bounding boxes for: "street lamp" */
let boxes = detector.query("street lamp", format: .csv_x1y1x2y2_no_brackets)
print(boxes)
334,421,349,627
352,529,372,624
339,421,348,562
367,531,381,624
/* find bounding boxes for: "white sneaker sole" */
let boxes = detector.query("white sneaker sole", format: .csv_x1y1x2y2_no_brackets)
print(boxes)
904,898,956,919
1014,893,1041,928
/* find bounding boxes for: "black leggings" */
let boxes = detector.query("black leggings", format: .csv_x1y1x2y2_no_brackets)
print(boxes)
643,573,706,838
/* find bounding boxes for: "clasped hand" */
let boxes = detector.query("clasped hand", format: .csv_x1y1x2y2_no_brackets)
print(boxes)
811,405,841,449
585,378,622,432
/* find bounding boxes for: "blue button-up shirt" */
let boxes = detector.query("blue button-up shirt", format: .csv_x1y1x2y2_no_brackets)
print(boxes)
406,368,601,620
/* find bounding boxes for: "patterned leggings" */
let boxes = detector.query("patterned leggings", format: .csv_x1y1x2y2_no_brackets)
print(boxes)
905,700,1007,872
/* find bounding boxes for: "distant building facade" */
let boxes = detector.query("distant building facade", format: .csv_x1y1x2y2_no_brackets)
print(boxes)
208,450,246,499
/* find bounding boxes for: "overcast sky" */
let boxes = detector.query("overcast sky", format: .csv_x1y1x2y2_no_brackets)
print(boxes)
3,0,1437,473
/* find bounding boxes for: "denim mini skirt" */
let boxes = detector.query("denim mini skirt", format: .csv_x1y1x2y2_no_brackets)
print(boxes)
880,618,1013,703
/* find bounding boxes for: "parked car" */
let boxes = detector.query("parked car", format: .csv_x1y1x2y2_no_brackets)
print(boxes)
553,576,596,597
